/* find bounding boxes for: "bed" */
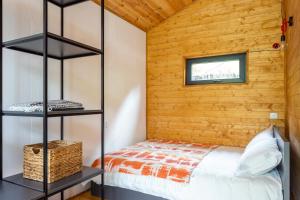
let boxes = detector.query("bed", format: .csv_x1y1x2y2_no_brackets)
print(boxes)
91,126,290,200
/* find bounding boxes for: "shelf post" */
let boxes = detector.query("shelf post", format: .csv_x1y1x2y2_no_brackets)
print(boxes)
60,6,64,200
100,0,105,199
0,0,3,181
60,7,64,142
43,0,49,196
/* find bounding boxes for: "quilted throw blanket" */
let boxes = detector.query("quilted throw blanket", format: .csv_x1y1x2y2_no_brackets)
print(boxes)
93,140,218,183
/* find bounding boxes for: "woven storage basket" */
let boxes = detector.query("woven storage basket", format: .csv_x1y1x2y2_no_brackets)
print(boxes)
23,140,82,183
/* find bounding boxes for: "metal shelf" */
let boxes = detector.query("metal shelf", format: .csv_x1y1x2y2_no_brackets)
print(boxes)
2,32,102,60
0,0,105,199
0,181,44,200
2,109,103,117
4,167,102,197
48,0,89,7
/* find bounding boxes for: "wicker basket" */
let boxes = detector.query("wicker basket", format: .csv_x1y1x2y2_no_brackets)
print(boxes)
23,140,82,183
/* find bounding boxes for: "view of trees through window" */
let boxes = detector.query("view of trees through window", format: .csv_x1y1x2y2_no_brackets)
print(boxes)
191,60,240,81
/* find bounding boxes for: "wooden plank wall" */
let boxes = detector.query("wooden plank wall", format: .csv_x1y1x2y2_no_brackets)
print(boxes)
147,0,285,147
285,0,300,199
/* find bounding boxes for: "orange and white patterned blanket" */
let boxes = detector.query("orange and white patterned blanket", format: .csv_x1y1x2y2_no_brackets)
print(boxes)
92,140,218,183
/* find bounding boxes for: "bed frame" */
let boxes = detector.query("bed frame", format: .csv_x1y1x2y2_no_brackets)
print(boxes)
273,126,290,200
91,126,290,200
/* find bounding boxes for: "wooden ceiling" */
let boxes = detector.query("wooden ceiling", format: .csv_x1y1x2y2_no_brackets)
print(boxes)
93,0,195,31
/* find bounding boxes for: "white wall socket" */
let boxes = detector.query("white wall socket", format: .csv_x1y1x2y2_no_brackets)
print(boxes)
269,112,278,120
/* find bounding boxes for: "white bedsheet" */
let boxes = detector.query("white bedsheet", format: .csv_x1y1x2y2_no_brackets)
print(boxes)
102,146,283,200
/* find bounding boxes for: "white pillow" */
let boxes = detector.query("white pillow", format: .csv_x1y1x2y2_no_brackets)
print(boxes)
235,137,282,177
246,125,274,150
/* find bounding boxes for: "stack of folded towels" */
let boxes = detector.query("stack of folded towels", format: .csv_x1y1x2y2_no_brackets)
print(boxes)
8,100,84,112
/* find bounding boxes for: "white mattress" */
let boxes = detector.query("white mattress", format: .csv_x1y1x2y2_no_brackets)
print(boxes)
103,146,283,200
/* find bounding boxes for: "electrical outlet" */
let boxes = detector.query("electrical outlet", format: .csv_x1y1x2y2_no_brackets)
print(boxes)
269,112,278,120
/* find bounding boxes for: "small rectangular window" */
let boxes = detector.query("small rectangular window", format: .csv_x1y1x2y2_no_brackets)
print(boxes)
185,53,247,85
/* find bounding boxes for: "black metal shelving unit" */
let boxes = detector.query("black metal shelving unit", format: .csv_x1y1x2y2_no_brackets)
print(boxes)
0,0,105,199
2,32,103,60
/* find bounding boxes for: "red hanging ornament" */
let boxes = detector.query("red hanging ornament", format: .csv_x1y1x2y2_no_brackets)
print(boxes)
281,18,288,35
